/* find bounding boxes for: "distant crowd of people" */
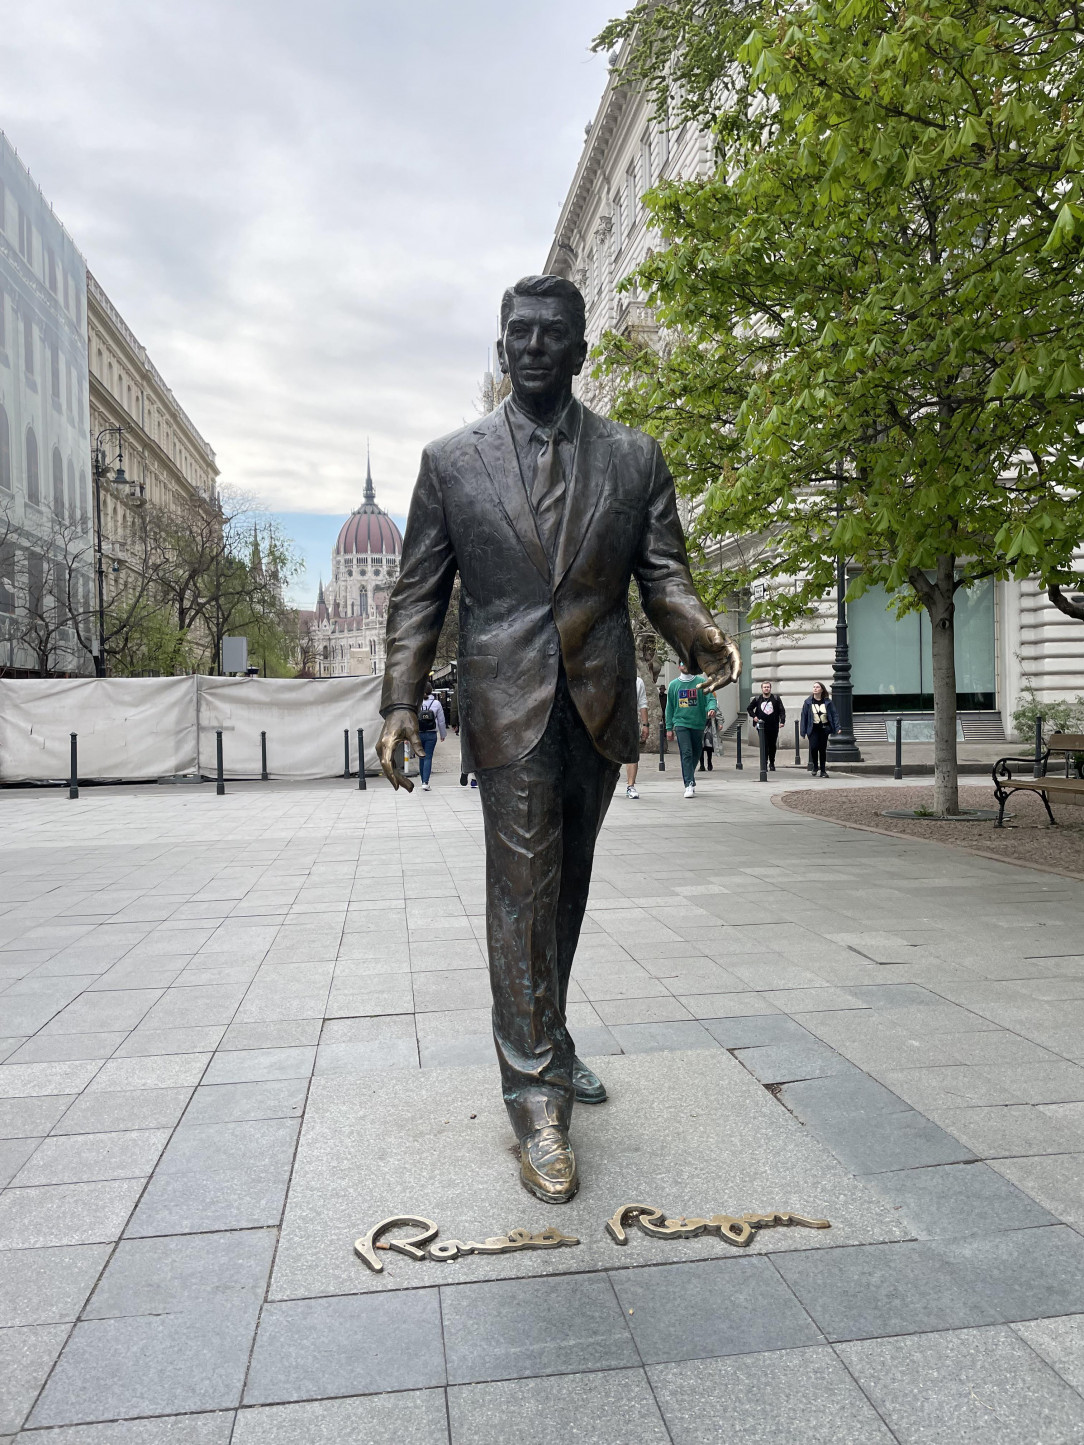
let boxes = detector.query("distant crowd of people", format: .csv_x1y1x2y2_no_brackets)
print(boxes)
413,672,840,796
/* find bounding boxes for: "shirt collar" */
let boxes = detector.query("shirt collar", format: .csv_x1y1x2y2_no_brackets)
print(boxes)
507,394,580,444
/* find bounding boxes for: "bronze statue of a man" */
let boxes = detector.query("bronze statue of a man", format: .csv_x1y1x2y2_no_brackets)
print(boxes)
378,275,739,1202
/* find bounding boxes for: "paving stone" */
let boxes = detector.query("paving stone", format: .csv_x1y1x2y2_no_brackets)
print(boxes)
932,1104,1084,1158
866,1161,1056,1236
449,1368,669,1445
319,1013,417,1042
990,1152,1084,1230
43,989,162,1035
156,1118,299,1175
701,1014,814,1048
0,1096,74,1140
51,1087,193,1135
7,1032,125,1064
839,1324,1084,1444
607,1021,718,1053
732,1041,854,1085
0,1244,110,1327
124,1162,291,1236
233,1390,449,1445
594,996,694,1025
0,1178,144,1248
443,1273,637,1384
28,1297,261,1426
417,1035,494,1069
11,1128,170,1186
776,1225,1084,1340
244,1290,445,1403
85,1228,275,1318
778,1073,911,1126
181,1078,308,1125
0,1322,69,1433
0,1137,39,1187
649,1345,895,1444
315,1038,419,1073
113,1026,226,1057
0,1061,101,1098
86,1054,210,1092
801,1106,978,1175
9,1413,236,1443
200,1047,316,1085
220,1019,322,1050
1013,1314,1084,1396
609,1256,821,1365
678,992,782,1019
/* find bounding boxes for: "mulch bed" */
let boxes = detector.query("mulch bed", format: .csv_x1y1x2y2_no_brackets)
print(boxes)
779,783,1084,880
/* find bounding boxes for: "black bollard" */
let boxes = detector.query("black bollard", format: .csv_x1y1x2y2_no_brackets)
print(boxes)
343,729,351,779
894,716,903,781
794,719,801,766
1033,714,1044,778
735,726,743,771
759,721,768,783
260,730,268,782
216,729,225,796
68,733,79,800
357,728,366,790
658,719,666,771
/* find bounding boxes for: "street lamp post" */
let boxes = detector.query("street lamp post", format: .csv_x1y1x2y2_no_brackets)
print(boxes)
828,552,863,763
92,426,145,678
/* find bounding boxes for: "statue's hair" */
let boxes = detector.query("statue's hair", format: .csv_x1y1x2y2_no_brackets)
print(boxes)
500,274,586,341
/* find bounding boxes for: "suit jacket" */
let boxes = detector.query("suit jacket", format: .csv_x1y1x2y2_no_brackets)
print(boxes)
380,397,717,770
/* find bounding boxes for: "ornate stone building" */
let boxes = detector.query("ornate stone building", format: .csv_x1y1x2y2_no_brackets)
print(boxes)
87,272,218,554
544,48,1084,738
300,455,402,676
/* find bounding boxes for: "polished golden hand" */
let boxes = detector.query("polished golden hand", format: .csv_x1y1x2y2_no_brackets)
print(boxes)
377,707,422,792
693,625,742,695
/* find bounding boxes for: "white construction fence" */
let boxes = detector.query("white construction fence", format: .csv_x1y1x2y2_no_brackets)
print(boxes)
0,676,384,783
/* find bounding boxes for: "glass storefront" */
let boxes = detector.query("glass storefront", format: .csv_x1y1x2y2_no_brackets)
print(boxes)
849,578,996,711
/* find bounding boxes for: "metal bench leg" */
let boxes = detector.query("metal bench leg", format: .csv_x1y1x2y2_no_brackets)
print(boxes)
1039,790,1057,826
995,787,1008,828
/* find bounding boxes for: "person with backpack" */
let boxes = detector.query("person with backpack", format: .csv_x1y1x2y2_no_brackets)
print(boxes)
800,681,839,777
417,682,446,791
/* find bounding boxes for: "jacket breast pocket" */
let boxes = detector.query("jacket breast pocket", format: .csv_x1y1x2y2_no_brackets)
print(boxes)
462,656,498,680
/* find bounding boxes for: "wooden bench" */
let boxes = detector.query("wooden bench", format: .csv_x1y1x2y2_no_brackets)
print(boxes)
992,733,1084,828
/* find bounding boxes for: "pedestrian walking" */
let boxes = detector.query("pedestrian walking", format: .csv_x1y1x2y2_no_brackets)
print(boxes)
417,683,446,791
626,674,650,799
747,681,786,772
699,711,718,771
666,660,719,798
800,681,839,778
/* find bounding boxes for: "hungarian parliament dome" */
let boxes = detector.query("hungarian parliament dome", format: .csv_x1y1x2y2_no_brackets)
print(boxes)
300,454,404,676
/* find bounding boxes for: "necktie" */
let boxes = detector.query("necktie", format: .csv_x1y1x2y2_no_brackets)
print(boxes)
530,424,566,559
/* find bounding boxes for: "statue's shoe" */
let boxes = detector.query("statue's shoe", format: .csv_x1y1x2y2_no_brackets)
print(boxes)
520,1125,579,1204
572,1056,608,1105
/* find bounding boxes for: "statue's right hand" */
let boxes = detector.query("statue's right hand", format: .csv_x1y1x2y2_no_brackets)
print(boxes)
377,708,422,792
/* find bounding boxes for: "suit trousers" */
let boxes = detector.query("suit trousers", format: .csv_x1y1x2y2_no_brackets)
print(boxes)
475,673,620,1139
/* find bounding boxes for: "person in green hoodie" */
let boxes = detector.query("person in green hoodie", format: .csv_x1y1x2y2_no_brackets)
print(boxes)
666,660,719,798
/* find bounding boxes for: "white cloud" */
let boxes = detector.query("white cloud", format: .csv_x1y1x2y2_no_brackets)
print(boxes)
3,0,616,524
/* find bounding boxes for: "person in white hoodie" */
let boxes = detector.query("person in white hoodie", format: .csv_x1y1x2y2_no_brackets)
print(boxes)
416,683,446,791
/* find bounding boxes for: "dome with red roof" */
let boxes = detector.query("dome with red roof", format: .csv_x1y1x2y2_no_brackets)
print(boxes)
334,454,402,558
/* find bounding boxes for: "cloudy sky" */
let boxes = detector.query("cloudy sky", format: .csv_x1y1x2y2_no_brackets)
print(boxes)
3,0,619,599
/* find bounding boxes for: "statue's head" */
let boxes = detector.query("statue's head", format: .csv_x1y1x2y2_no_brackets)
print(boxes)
497,275,588,409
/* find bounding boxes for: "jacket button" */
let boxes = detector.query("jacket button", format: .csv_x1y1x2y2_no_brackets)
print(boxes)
547,643,558,656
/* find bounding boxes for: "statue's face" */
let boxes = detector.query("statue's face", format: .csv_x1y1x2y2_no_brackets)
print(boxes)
497,295,588,407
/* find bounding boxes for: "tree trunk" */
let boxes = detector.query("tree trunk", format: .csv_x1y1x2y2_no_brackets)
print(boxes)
911,555,959,815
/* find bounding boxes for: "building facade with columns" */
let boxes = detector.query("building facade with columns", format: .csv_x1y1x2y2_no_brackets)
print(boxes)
543,54,1084,740
299,457,403,677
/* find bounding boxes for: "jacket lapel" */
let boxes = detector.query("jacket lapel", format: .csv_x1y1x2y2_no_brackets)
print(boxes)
553,408,612,591
474,406,550,582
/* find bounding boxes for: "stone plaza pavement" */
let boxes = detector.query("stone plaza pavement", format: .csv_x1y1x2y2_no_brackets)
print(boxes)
2,753,1084,1443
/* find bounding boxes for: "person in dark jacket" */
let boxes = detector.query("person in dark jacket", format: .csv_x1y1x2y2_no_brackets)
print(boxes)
800,682,839,777
747,681,786,772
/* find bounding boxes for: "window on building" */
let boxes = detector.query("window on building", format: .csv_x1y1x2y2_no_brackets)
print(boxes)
66,360,73,415
96,347,103,375
67,458,76,522
613,194,624,252
0,180,5,234
46,247,58,293
23,314,34,377
53,448,65,519
27,552,44,619
26,428,40,505
50,339,60,400
107,362,113,391
79,469,88,526
0,539,14,614
63,270,69,312
641,131,653,191
53,560,69,628
17,208,32,264
127,384,132,413
0,405,9,491
659,104,671,168
626,164,637,226
0,285,6,353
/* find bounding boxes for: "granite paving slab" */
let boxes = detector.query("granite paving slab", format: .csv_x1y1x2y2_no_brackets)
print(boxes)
270,1048,908,1300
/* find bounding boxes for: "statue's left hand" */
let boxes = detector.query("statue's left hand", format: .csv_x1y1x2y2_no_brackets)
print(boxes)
377,708,422,792
693,625,742,693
